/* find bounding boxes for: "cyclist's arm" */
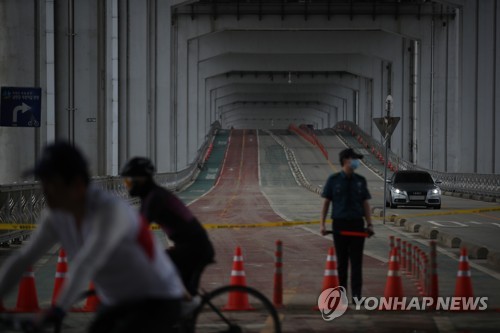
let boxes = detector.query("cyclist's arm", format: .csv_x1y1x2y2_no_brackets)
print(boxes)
0,211,58,298
54,202,131,311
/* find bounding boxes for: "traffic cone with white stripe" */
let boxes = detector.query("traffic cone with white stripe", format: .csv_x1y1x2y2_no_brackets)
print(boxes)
320,247,340,291
314,247,341,310
380,247,404,310
454,247,474,310
51,248,68,305
14,267,40,312
223,247,254,311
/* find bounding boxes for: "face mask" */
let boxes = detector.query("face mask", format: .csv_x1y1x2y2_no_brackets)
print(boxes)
350,159,360,170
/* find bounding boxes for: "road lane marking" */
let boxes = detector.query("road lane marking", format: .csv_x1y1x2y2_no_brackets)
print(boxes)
428,220,468,227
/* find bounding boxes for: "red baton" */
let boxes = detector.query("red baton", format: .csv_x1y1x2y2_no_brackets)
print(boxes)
325,230,372,238
339,230,369,237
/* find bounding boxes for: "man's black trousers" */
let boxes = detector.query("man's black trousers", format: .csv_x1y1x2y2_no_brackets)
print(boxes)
332,218,365,299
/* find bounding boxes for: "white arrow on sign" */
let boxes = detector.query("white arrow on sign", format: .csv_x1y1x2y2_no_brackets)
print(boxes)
12,103,31,124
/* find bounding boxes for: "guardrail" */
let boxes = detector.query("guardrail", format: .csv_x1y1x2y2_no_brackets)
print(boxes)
0,121,221,244
334,121,500,200
288,124,329,160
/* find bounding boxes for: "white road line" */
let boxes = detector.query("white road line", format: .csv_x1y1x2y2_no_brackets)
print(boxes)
492,223,500,228
429,221,445,226
428,220,468,227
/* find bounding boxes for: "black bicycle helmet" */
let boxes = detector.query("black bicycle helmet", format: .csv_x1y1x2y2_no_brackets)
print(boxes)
120,157,155,178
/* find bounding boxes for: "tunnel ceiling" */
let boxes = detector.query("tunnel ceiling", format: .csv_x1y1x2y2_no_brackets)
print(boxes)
173,0,459,129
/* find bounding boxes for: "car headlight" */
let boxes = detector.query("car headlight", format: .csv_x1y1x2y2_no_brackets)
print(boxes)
391,188,406,195
431,189,441,194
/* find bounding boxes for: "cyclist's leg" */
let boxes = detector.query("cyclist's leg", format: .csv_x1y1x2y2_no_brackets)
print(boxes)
167,248,192,293
168,245,213,296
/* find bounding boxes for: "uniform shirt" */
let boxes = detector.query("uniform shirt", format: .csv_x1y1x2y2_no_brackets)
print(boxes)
0,185,184,311
321,171,371,220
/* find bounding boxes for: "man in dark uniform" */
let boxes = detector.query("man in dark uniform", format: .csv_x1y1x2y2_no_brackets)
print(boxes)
320,148,373,302
121,157,215,297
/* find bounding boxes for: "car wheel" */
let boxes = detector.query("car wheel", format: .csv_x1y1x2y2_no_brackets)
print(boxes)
385,200,390,208
433,205,441,210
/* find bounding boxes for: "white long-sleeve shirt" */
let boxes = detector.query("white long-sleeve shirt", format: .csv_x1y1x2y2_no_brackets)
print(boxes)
0,185,184,311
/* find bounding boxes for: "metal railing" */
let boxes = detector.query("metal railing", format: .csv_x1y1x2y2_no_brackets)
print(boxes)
0,122,221,244
334,121,500,199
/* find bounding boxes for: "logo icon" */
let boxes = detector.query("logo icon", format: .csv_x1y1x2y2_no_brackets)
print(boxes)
317,286,349,321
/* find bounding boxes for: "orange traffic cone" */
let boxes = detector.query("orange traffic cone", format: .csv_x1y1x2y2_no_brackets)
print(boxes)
314,247,341,311
455,247,473,297
223,247,254,311
454,247,474,310
380,247,404,310
321,247,340,291
72,282,100,312
51,249,68,305
14,267,40,312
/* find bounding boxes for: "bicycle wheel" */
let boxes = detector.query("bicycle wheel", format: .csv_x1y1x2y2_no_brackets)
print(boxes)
192,285,281,333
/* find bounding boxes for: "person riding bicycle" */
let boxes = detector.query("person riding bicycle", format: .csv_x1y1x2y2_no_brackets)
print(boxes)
0,142,184,333
120,157,215,297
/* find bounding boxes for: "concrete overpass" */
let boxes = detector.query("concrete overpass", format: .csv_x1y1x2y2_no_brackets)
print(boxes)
0,0,498,179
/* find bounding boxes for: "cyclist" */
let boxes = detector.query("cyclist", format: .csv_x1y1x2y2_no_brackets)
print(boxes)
120,157,215,297
0,142,184,333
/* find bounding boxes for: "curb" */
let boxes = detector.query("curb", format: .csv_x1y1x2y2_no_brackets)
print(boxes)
487,251,500,269
419,224,439,240
436,231,461,248
406,223,493,260
404,220,421,233
460,241,489,259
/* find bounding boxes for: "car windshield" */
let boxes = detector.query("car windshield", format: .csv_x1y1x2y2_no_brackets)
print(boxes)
394,172,434,184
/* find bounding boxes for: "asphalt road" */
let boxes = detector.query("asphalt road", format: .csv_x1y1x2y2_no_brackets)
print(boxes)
1,128,500,332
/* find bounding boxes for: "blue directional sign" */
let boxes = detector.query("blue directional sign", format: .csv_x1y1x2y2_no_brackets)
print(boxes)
0,87,42,127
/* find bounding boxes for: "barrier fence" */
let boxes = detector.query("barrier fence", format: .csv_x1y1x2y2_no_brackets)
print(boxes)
0,122,221,244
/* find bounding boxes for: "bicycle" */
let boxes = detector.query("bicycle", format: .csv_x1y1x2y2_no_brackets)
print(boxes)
1,286,281,333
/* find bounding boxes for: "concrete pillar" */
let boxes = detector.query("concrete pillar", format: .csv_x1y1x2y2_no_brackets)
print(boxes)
0,0,37,182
